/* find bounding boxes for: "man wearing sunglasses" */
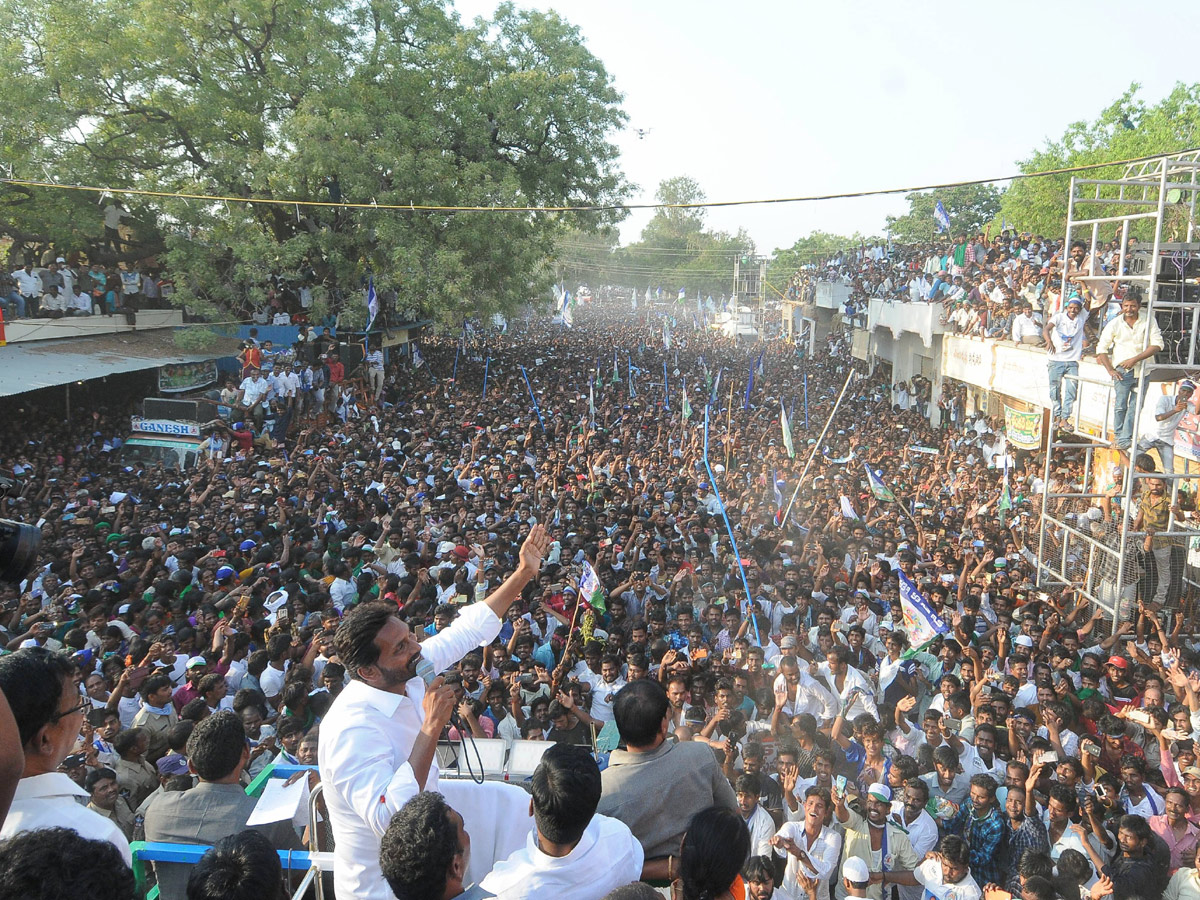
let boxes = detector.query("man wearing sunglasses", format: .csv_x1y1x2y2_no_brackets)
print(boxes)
0,646,131,864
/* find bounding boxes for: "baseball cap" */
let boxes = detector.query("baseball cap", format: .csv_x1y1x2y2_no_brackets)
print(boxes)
1106,655,1129,670
867,783,892,803
842,857,870,884
62,753,87,769
156,753,190,776
185,656,207,669
215,566,235,580
239,539,256,551
1181,766,1200,780
1066,296,1083,308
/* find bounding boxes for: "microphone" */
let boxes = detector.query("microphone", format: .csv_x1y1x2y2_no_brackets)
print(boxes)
415,656,463,731
414,656,438,687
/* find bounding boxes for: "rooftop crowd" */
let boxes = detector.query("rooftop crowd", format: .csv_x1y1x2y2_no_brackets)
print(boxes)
0,294,1196,900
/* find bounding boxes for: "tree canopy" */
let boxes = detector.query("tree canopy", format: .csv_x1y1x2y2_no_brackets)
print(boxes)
884,183,1002,244
0,0,629,322
999,82,1200,237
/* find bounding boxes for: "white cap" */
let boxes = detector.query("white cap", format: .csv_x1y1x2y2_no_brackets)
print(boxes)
842,857,870,883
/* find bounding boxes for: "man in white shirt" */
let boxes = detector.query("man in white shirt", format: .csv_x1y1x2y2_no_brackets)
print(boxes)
11,263,41,316
771,785,842,900
1097,293,1165,453
319,525,550,900
1136,379,1195,474
237,368,271,430
1043,296,1088,430
1010,302,1042,344
580,655,626,723
0,647,131,865
480,743,643,899
737,773,777,857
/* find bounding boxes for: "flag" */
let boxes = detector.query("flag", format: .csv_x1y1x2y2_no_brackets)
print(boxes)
663,321,672,350
579,560,607,615
933,200,951,234
612,347,619,384
772,468,783,510
562,290,574,328
681,378,692,420
781,406,796,459
631,289,638,310
677,287,686,303
663,360,669,410
864,463,895,502
411,345,425,370
839,495,860,520
897,570,950,649
755,349,765,378
589,382,595,428
366,276,379,331
998,457,1012,525
710,368,721,407
743,360,755,409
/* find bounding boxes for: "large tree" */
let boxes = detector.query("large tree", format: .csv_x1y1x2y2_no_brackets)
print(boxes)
0,0,628,322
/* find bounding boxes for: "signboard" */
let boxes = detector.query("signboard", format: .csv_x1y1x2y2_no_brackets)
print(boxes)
131,417,201,438
158,360,217,393
941,336,993,388
993,346,1053,409
1004,404,1043,450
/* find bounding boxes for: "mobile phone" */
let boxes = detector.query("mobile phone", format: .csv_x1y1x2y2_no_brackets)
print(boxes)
1082,742,1100,758
834,775,848,797
1035,750,1059,766
944,716,962,731
212,550,226,558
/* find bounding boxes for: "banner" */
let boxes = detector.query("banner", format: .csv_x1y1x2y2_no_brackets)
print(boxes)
1004,404,1042,450
898,570,949,648
157,360,217,394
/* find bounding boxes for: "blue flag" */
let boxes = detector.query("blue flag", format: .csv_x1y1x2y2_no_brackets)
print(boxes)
744,360,755,410
366,276,379,331
933,200,951,234
897,570,950,648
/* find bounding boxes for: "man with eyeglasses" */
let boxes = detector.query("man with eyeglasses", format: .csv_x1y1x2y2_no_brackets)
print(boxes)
0,647,131,864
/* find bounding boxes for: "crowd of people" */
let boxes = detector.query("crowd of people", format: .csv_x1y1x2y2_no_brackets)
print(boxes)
0,295,1197,900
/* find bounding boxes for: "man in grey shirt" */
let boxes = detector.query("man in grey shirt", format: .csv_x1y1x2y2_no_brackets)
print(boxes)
598,680,737,881
144,710,301,900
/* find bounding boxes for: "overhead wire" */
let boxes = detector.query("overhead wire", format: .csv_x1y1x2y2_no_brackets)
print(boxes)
1,146,1197,214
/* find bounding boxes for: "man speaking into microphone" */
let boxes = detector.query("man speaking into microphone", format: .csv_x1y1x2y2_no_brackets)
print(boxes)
320,524,551,900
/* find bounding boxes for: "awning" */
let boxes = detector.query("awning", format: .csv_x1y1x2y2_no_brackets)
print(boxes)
0,330,242,397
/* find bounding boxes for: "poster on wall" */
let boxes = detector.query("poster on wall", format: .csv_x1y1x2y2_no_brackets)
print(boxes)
158,360,218,394
1004,404,1043,450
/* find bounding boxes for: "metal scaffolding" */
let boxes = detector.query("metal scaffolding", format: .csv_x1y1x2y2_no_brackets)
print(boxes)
1036,151,1200,623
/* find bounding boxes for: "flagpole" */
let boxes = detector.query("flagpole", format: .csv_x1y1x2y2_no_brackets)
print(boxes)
519,366,546,433
781,371,857,528
725,376,735,472
803,371,809,430
481,356,490,400
702,405,761,647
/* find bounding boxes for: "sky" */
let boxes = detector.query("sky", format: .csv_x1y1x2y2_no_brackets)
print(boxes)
453,0,1200,256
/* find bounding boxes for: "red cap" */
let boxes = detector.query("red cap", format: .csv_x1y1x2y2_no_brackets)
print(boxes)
1106,655,1128,670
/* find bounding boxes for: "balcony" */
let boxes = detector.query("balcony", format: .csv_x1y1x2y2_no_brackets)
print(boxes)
941,334,1120,441
868,299,946,349
814,281,851,310
3,309,184,344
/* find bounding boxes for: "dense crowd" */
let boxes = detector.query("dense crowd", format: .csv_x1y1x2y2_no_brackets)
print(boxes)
0,298,1197,900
